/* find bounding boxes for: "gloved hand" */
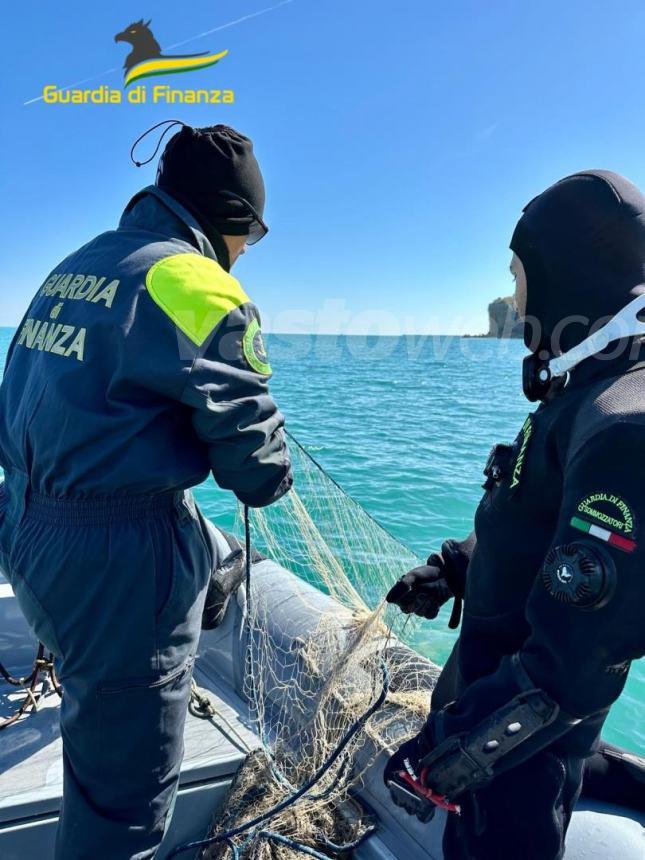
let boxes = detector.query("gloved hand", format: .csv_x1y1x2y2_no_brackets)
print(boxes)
383,730,432,788
386,538,469,628
383,728,461,820
386,554,451,618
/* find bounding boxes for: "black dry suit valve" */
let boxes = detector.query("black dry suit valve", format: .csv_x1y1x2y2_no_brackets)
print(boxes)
523,292,645,402
523,353,555,402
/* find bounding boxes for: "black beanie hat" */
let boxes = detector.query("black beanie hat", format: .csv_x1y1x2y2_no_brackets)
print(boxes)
156,124,267,244
510,170,645,355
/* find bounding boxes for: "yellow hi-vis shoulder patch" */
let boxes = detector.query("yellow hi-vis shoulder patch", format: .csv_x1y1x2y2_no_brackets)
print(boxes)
145,253,249,346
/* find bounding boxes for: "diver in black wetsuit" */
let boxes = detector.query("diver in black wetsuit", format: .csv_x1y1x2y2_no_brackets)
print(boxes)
384,170,645,859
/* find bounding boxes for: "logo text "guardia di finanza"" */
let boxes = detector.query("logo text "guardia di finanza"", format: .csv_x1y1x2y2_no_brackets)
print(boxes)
42,18,234,105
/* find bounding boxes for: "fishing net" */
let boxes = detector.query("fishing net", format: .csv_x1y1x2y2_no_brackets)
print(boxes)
200,434,442,860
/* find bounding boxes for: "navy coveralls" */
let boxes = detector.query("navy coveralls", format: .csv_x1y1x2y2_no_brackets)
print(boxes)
0,186,292,859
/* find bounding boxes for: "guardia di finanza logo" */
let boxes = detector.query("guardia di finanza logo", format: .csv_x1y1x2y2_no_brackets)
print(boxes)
114,19,228,88
42,19,233,105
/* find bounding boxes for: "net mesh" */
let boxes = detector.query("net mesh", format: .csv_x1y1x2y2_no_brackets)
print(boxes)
202,436,440,859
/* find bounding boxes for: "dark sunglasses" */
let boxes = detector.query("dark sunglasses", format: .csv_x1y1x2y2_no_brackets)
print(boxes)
217,190,269,246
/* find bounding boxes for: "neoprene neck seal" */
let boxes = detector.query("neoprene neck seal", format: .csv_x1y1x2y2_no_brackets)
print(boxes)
523,293,645,401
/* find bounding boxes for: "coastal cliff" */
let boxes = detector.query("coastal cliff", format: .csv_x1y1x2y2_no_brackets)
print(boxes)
487,296,523,338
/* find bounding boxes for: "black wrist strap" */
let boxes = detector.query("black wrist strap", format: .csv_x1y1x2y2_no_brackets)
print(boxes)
422,655,581,798
448,595,463,629
421,688,561,797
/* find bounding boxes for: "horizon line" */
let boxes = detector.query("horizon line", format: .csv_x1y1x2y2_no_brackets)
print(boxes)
0,324,505,338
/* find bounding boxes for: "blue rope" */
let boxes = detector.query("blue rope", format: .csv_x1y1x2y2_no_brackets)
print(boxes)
225,838,240,860
317,824,378,853
306,753,352,801
167,660,389,858
255,823,379,859
257,830,334,860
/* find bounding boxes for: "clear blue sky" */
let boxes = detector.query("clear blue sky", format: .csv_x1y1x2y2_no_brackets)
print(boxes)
2,0,645,333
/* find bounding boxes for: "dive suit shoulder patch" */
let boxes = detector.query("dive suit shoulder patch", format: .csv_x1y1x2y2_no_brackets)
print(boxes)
145,253,250,346
570,492,637,553
242,318,272,376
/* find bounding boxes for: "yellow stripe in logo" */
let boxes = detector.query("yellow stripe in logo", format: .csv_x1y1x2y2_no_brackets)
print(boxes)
124,50,229,88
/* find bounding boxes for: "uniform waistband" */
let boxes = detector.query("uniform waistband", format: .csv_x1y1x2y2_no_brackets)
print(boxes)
24,490,187,526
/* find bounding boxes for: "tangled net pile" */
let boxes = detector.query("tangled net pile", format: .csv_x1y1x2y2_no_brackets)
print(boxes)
201,434,441,860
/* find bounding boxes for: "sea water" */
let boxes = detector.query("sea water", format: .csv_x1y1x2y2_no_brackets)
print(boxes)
0,328,642,754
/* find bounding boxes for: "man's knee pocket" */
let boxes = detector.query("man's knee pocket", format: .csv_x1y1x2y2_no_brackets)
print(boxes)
95,657,194,793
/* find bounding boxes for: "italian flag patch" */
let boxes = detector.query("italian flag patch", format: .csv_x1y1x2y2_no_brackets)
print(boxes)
570,516,637,553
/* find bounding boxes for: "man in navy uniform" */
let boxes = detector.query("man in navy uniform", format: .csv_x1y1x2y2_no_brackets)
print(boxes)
0,124,292,859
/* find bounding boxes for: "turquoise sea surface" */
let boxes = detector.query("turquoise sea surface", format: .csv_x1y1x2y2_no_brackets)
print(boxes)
0,327,642,754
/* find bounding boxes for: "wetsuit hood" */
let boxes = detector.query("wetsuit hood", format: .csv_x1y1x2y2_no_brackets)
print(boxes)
510,170,645,355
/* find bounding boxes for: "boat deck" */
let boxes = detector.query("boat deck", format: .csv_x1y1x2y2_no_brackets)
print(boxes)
1,569,643,860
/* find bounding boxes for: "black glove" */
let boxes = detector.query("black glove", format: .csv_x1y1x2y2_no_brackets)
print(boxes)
383,730,432,787
383,728,461,820
386,538,470,628
386,554,451,618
